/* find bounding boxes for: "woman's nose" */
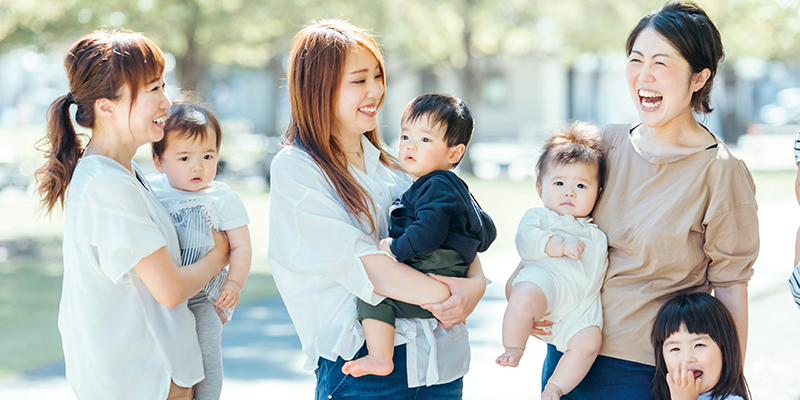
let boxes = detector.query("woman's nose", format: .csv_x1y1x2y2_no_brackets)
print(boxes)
639,63,655,83
367,78,383,99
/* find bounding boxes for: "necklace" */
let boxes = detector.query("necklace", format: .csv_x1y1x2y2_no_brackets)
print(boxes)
344,150,363,158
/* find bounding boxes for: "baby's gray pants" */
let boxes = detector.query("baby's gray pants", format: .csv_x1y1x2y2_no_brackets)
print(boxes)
188,292,224,400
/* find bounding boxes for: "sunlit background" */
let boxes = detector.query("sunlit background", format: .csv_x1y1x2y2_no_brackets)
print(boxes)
1,0,800,398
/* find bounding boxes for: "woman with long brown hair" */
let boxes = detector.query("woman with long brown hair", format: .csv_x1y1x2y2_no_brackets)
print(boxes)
268,19,486,399
36,30,228,400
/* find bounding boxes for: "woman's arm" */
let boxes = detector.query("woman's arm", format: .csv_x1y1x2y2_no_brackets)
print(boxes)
134,229,229,308
714,284,748,358
419,255,487,329
361,253,450,305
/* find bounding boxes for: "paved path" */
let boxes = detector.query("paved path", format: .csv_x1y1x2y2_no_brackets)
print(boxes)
2,201,800,399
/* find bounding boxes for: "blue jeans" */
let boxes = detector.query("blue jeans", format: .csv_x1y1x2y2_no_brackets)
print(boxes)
542,344,655,399
315,344,463,400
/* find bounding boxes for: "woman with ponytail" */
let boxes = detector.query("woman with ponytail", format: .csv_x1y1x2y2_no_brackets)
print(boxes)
268,19,486,399
36,30,228,400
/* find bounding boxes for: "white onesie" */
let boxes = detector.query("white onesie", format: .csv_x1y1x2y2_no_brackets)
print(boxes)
512,207,608,352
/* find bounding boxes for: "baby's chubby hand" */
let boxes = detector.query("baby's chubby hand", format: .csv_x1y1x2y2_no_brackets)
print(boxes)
379,237,395,257
562,237,585,260
216,280,241,310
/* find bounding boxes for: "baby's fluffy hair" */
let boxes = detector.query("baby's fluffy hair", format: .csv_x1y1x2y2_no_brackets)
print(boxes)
152,92,222,159
535,121,604,188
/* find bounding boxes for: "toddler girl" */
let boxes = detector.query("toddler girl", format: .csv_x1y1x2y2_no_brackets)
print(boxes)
651,292,751,400
497,122,606,400
149,98,252,400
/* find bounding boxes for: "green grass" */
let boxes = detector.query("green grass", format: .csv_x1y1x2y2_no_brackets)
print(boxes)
0,244,277,379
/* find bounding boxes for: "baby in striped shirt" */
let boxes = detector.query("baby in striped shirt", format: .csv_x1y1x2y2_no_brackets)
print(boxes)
150,97,252,400
792,132,800,311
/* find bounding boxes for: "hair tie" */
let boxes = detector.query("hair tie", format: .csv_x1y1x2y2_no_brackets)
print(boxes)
66,92,75,104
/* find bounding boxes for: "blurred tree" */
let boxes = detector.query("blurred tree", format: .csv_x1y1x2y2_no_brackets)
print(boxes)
2,0,800,138
379,0,544,173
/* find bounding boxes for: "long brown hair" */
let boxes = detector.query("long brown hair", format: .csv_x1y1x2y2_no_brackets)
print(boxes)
35,29,165,213
283,19,400,235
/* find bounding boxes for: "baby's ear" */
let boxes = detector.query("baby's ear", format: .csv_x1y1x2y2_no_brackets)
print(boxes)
153,155,165,173
449,144,466,165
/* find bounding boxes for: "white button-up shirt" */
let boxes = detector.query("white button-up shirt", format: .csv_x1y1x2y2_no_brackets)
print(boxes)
268,136,470,387
59,157,204,399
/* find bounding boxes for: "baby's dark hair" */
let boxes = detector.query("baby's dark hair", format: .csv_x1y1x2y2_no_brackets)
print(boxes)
401,94,473,167
152,93,222,159
535,121,604,189
651,292,750,400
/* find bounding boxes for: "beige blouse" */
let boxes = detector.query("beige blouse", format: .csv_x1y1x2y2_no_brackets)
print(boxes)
593,124,758,366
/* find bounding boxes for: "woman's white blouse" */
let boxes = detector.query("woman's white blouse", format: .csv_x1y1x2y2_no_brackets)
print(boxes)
58,156,204,400
268,136,470,387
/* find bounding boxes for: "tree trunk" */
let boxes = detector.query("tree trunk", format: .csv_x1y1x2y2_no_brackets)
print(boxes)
267,56,283,137
174,1,206,93
457,0,477,176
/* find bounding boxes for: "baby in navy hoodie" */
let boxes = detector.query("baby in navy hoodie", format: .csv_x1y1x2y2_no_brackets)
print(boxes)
342,93,496,378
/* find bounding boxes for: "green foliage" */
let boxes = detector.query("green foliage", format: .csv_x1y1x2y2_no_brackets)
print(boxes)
2,0,800,97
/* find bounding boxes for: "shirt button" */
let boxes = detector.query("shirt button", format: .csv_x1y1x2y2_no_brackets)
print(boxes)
379,191,383,196
328,396,332,399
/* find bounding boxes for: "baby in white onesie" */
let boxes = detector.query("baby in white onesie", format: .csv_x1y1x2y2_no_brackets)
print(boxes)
497,122,607,400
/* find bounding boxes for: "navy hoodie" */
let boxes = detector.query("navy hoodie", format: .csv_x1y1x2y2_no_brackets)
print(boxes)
389,170,496,263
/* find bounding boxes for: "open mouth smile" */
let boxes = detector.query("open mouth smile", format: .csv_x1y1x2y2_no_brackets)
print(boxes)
358,105,377,116
153,115,167,127
638,89,662,109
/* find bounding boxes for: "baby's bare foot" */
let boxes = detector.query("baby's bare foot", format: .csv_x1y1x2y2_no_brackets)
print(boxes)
541,383,563,400
495,348,524,367
341,354,394,377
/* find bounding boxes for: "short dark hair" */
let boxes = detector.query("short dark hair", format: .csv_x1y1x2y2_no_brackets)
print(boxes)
651,292,751,400
401,94,474,167
626,1,724,114
152,93,222,158
535,121,605,190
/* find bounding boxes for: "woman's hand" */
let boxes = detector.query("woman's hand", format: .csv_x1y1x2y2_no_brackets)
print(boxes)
421,272,486,329
209,228,231,269
531,320,553,337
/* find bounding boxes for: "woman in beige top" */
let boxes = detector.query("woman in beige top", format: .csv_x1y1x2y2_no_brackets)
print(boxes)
534,3,758,398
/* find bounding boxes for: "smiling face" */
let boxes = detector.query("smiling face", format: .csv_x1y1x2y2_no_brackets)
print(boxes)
662,324,723,395
625,28,709,131
537,161,600,218
153,128,218,192
397,116,464,179
111,76,171,147
334,47,384,141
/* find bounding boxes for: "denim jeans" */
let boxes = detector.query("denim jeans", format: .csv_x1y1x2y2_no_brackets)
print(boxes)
315,344,463,400
542,344,655,399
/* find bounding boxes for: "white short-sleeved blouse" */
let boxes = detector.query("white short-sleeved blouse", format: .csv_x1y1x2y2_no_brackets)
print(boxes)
268,136,471,387
58,156,204,400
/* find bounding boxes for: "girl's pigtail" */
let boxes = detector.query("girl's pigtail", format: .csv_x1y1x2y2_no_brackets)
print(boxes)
35,94,84,213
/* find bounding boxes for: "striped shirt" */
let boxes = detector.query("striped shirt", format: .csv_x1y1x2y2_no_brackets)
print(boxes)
791,262,800,311
148,174,250,306
795,131,800,163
